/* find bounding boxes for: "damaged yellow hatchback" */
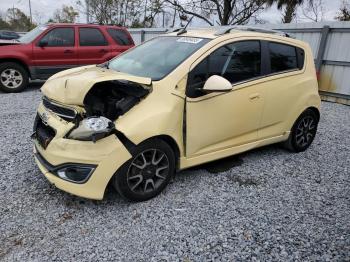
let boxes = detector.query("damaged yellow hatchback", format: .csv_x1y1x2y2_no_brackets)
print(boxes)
33,27,321,201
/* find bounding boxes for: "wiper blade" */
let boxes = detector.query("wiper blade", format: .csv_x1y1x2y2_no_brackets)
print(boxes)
98,61,109,69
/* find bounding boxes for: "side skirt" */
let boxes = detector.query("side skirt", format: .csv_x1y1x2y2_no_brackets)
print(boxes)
179,132,290,170
29,65,79,80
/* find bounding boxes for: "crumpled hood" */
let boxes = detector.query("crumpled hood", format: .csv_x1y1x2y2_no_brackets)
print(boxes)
41,65,152,105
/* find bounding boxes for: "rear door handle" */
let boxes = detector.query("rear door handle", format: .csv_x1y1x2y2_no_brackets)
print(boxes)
64,49,74,54
249,93,260,100
99,49,108,53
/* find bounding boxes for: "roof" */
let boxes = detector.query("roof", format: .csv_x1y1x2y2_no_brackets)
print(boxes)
165,26,307,48
45,23,126,29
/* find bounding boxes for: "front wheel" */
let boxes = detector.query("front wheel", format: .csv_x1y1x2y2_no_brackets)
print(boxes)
113,138,175,202
0,62,29,93
284,109,319,152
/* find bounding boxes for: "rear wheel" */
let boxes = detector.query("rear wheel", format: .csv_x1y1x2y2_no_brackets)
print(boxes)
284,109,319,152
113,138,175,202
0,62,29,93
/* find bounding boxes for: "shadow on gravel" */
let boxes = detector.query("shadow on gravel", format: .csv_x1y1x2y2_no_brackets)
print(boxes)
0,81,44,94
189,155,244,174
23,81,44,93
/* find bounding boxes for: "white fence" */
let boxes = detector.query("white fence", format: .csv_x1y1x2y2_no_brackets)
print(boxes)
128,22,350,104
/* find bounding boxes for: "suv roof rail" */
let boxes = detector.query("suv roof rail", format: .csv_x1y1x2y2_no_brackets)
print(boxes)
215,26,292,38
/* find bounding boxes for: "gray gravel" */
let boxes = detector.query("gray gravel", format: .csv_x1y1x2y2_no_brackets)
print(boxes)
0,85,349,261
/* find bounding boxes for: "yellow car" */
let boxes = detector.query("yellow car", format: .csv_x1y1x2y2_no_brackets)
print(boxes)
33,27,321,201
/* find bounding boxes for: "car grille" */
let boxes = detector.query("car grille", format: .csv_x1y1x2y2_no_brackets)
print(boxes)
43,97,77,120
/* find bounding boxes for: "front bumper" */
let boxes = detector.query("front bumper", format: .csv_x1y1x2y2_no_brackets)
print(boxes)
33,102,132,200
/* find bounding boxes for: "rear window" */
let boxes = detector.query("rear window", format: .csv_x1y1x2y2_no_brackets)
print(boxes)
269,42,298,73
79,28,107,46
107,29,132,45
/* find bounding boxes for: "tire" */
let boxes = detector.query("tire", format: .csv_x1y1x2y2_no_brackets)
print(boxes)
284,109,319,153
0,62,29,93
113,138,175,202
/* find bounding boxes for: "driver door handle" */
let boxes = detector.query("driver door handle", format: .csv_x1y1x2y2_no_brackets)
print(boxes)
249,93,260,100
64,49,74,54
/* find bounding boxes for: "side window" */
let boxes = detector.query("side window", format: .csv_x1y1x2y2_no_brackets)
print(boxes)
107,29,132,45
269,42,298,73
79,28,108,46
186,41,261,98
39,28,74,47
296,47,305,70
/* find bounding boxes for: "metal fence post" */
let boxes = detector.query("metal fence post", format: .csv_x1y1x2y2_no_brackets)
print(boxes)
140,30,145,43
315,25,330,72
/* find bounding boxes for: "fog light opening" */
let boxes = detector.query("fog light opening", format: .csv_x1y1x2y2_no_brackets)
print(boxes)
56,166,95,183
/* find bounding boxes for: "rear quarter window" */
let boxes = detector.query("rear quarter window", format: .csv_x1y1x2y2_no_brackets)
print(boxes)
269,42,300,73
107,29,133,45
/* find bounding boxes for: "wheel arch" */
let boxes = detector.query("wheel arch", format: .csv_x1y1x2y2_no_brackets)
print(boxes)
142,135,181,170
0,58,31,78
306,106,320,122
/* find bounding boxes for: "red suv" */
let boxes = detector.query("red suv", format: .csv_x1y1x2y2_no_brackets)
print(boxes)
0,23,134,92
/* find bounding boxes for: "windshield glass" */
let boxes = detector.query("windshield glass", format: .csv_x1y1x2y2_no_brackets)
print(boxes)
19,25,48,43
108,36,210,80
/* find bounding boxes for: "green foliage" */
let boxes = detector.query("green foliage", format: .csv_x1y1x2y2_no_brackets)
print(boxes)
0,8,36,31
0,18,11,30
76,0,165,27
50,5,79,23
335,0,350,21
266,0,311,23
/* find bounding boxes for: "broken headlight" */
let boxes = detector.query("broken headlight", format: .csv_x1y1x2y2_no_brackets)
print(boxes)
68,116,114,142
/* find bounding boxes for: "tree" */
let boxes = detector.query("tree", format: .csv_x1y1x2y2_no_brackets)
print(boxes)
266,0,311,23
50,5,79,23
0,18,10,30
6,8,36,31
164,0,267,26
335,0,350,21
301,0,325,22
77,0,166,27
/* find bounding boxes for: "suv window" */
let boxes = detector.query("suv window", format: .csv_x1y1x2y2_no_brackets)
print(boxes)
269,42,298,73
39,28,74,47
79,28,107,46
107,29,132,45
187,41,261,98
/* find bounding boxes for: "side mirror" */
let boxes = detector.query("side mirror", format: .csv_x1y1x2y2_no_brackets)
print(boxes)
38,39,48,47
203,75,232,93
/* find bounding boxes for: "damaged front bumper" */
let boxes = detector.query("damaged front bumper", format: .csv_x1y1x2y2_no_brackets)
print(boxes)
33,102,132,200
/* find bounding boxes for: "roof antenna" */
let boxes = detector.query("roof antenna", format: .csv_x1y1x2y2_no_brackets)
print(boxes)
177,16,194,35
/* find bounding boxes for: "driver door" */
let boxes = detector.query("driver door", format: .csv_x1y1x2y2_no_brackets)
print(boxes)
185,40,265,157
33,27,77,79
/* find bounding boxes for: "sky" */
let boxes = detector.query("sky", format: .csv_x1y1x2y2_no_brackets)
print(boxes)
0,0,344,26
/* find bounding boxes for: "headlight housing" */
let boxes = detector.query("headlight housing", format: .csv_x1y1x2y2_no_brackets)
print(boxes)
68,116,114,142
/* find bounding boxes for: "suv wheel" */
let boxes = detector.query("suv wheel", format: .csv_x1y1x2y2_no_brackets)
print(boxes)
284,109,319,152
0,62,29,93
113,138,175,202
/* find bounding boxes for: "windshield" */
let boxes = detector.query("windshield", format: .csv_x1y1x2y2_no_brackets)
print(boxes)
19,25,48,43
108,36,210,80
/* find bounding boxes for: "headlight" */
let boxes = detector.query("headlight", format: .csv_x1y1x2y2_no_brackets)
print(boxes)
68,116,114,141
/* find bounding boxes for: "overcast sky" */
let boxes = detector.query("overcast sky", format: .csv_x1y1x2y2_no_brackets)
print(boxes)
0,0,344,26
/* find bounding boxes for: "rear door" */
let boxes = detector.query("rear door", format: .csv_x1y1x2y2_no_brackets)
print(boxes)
32,27,77,78
258,41,306,139
106,28,134,58
77,27,111,65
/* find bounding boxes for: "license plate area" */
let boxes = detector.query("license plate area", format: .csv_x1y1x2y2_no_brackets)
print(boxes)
34,115,56,149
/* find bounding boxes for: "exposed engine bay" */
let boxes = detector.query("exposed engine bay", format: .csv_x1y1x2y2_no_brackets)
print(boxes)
83,79,150,121
39,79,150,142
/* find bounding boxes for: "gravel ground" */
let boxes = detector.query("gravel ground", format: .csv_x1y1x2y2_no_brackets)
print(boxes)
0,85,349,261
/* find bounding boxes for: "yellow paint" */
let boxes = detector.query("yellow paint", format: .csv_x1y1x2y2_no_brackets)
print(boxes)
34,29,321,199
